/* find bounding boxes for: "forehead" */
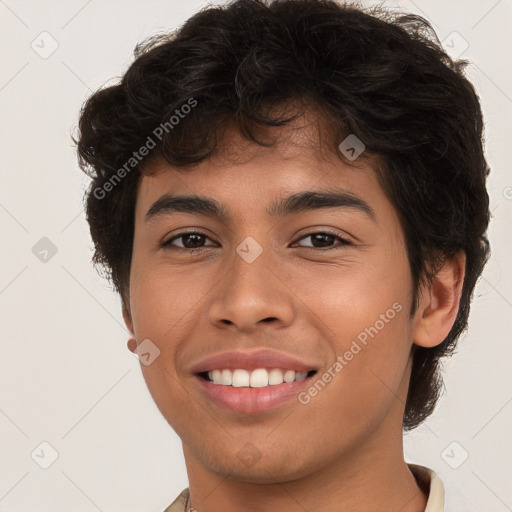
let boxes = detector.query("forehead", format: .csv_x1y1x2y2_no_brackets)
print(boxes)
135,110,388,222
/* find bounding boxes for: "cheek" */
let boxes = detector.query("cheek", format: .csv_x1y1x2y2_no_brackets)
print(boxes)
285,245,411,342
289,247,413,406
128,262,205,429
128,259,221,410
129,259,213,339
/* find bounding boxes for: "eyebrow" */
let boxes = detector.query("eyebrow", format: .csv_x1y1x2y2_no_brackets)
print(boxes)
145,190,376,223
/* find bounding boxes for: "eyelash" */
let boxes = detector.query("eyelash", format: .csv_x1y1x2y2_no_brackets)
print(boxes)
161,229,352,252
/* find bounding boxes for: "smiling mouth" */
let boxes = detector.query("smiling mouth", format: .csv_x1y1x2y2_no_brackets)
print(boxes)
197,368,318,388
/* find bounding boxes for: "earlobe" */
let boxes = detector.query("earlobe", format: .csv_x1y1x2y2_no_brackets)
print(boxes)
127,338,138,353
412,251,466,348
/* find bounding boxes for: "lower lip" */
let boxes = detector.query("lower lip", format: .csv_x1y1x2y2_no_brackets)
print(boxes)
194,374,315,414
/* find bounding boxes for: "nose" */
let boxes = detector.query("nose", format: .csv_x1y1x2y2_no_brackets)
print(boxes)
207,241,295,333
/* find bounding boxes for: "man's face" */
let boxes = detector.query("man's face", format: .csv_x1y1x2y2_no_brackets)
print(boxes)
126,115,417,483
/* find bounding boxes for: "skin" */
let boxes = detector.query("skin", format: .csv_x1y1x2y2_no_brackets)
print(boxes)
123,109,465,512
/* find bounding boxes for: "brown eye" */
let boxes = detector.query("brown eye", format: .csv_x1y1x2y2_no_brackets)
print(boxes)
162,231,216,250
294,231,352,249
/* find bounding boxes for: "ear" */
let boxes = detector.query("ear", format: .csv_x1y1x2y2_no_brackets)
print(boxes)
122,302,138,354
412,251,466,348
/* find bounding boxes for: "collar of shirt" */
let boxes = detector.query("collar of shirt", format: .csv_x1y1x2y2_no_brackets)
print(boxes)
163,463,445,512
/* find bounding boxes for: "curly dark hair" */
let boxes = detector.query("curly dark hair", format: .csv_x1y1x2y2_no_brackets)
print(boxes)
74,0,490,430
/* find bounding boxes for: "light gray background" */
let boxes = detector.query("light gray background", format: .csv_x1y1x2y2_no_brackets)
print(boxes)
0,0,510,510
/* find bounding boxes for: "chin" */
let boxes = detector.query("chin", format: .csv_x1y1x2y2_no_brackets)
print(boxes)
206,449,315,484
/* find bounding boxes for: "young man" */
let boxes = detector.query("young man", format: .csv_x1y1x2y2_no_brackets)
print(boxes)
75,0,490,510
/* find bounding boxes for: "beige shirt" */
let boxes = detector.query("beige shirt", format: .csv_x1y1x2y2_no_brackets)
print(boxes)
163,464,445,512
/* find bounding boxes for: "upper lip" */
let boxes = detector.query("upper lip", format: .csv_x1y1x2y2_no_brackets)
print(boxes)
189,349,320,374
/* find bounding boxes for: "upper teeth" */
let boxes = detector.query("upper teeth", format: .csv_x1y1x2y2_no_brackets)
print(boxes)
207,368,309,387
